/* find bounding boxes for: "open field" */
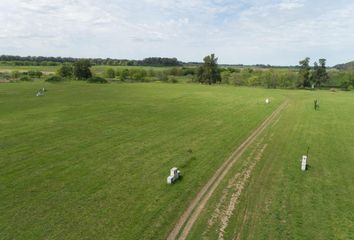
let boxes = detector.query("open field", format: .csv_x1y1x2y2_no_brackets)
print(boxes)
1,82,353,239
187,89,354,240
1,82,286,239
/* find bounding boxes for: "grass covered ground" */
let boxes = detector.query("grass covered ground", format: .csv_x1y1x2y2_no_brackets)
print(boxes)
187,90,354,240
0,82,285,239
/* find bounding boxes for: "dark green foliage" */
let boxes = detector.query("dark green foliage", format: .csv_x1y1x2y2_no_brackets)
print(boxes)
0,55,182,66
73,60,92,80
298,57,311,87
46,75,64,83
140,57,181,66
57,64,73,78
311,59,329,87
87,76,108,83
19,76,32,81
195,54,221,85
181,67,195,76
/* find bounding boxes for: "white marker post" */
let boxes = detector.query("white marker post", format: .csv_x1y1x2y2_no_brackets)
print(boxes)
301,155,307,171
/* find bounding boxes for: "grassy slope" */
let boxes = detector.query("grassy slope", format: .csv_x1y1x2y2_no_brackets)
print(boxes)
188,90,354,239
0,82,284,239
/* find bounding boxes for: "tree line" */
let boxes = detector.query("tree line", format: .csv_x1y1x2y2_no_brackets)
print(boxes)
1,54,352,89
0,55,182,67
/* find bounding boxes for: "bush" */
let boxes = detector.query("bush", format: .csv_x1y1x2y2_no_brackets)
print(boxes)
169,77,178,83
27,70,43,78
87,76,108,84
120,69,129,81
57,64,73,78
46,75,64,82
105,68,115,78
11,71,20,79
20,76,33,81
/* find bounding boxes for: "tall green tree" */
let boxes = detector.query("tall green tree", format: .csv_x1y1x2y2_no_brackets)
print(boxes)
196,54,221,85
311,59,329,87
317,58,329,87
73,60,92,80
298,57,311,87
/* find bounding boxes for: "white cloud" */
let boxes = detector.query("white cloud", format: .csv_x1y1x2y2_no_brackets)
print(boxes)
0,0,353,65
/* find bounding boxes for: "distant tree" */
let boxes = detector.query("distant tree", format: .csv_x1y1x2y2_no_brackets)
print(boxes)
298,57,311,87
105,68,115,78
310,61,319,87
311,59,329,87
57,63,73,78
317,59,329,87
73,60,92,80
196,54,221,85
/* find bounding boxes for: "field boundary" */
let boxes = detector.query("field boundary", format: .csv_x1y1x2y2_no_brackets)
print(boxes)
167,100,288,240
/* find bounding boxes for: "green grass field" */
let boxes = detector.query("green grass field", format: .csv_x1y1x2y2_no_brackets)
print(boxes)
0,82,284,239
187,90,354,239
0,82,353,239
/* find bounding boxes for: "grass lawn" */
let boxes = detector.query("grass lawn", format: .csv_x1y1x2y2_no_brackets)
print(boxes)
0,82,285,239
187,90,354,239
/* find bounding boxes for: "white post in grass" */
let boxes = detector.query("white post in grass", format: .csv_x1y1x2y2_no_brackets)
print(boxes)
301,155,307,171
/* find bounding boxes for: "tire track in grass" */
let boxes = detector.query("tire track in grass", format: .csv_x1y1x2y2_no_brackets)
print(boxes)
167,100,288,240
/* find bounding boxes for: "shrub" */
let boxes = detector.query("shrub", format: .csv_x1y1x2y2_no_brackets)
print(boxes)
87,76,108,84
20,76,33,81
57,64,73,78
27,70,43,78
157,73,169,82
120,69,129,81
105,68,115,78
130,69,147,81
46,75,64,82
11,71,20,79
169,77,178,83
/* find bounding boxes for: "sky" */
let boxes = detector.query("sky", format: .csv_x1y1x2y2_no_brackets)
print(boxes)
0,0,354,66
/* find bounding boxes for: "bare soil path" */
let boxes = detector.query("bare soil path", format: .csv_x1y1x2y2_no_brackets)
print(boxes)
167,100,288,240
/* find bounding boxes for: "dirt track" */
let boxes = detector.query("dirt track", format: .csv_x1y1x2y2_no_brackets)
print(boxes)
167,100,288,240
